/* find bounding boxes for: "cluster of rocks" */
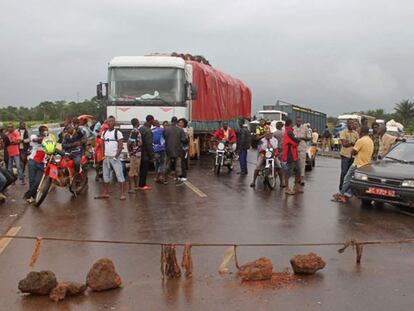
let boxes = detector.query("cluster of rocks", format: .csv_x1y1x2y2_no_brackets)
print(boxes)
18,258,122,302
237,253,326,282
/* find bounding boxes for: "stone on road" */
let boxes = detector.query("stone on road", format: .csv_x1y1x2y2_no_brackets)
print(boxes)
49,281,87,302
86,258,122,291
290,252,326,275
18,270,58,295
238,257,273,281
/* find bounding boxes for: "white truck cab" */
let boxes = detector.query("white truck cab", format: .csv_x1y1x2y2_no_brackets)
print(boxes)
98,56,196,127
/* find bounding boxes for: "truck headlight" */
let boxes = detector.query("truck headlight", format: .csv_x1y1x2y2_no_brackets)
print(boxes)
354,172,368,181
402,180,414,187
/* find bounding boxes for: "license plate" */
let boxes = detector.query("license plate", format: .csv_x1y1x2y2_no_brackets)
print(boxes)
366,187,396,197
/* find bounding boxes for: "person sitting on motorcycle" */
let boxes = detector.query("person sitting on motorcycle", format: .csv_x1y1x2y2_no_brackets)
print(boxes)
212,122,237,145
250,131,280,188
62,121,86,177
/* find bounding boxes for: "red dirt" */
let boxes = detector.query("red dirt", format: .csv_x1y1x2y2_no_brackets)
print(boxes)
240,269,300,290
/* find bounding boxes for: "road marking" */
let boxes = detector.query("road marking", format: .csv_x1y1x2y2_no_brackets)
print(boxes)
0,226,21,255
184,181,207,198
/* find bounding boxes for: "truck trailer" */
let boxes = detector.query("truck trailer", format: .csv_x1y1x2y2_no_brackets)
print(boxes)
97,55,251,154
272,100,327,134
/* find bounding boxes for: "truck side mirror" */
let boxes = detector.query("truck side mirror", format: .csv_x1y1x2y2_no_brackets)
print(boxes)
96,83,103,100
191,84,198,100
96,82,108,100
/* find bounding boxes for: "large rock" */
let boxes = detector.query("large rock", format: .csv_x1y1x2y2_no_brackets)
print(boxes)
49,282,87,302
237,257,273,281
86,258,122,291
290,252,326,275
18,271,58,295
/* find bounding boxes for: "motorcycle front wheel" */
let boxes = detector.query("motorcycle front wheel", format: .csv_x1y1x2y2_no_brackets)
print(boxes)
266,175,277,190
34,175,52,207
214,163,221,175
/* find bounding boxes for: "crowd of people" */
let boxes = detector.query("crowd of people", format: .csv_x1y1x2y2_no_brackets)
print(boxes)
94,115,190,200
0,114,404,204
331,118,403,203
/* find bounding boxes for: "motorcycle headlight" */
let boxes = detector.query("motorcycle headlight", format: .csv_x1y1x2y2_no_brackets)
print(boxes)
402,180,414,188
218,142,225,151
53,154,62,163
354,172,368,181
265,151,273,158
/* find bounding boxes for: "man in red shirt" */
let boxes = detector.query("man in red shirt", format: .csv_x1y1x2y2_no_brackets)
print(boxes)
6,123,24,185
212,122,237,143
282,119,302,195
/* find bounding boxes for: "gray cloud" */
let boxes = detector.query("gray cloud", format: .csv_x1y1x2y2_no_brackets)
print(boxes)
1,0,413,116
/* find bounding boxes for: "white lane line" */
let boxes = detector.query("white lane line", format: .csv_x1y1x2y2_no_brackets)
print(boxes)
0,226,21,255
184,181,207,198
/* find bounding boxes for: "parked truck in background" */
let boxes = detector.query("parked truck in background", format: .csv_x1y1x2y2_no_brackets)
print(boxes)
96,55,251,157
254,100,327,134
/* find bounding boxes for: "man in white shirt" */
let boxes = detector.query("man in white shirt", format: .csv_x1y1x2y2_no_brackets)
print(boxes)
96,116,126,200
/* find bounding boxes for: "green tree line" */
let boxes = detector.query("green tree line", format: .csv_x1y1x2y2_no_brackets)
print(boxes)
0,98,106,123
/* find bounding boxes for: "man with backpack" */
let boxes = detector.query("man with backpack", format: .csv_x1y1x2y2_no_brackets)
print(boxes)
96,116,126,200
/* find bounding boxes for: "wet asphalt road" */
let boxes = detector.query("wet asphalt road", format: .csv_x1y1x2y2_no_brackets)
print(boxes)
1,154,414,310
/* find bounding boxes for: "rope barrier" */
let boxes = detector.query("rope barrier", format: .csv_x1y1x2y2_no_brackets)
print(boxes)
2,234,414,248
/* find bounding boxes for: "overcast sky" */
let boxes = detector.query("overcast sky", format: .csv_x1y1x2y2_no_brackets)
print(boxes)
1,0,413,116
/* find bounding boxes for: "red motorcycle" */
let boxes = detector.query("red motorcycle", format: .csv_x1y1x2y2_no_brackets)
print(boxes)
35,142,88,207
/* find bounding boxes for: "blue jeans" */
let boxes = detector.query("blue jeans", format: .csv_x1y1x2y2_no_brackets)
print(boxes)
26,159,44,199
0,171,7,192
8,155,24,182
239,149,248,173
339,156,353,191
340,165,357,197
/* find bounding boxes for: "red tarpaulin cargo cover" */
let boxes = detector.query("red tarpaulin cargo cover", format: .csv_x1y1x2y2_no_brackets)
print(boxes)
188,61,251,122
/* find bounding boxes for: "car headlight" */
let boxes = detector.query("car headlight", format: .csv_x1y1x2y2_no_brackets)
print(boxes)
218,142,225,151
53,154,62,163
402,180,414,187
354,172,368,181
265,150,273,158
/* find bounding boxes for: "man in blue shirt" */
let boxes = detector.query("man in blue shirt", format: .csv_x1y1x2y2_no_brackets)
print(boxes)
152,120,167,184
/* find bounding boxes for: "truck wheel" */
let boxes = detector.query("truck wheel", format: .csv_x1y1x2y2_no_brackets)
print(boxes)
34,176,52,207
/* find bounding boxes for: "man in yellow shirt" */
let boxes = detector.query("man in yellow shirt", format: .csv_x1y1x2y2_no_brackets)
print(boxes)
338,119,359,190
333,126,373,203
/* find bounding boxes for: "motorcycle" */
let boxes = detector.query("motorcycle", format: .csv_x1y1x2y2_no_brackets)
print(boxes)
258,147,277,189
35,138,88,207
214,141,235,175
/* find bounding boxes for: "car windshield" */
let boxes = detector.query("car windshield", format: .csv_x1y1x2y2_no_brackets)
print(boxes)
109,67,185,104
384,142,414,162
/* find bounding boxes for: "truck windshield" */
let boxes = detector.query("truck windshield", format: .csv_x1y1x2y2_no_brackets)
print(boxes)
109,67,185,104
